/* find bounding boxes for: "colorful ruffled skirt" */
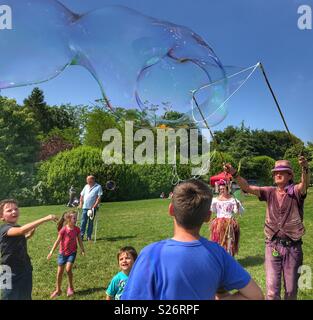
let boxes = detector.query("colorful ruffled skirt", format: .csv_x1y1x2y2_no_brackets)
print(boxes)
210,217,240,256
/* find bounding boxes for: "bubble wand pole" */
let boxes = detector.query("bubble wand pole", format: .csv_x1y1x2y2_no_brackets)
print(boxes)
191,95,225,164
258,62,294,143
258,62,308,158
192,94,241,210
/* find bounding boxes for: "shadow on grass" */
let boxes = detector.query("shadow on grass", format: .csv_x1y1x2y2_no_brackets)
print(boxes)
95,235,137,242
74,287,104,296
237,255,264,267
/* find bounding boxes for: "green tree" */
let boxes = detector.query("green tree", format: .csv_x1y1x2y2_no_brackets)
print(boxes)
0,156,17,199
251,130,298,160
48,104,81,131
240,156,275,185
284,143,310,159
23,87,51,134
208,152,236,176
0,98,40,165
84,108,120,148
45,127,80,147
214,124,301,161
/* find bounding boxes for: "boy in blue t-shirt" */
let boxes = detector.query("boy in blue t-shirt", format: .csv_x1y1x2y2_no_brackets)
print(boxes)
122,179,264,300
105,246,137,300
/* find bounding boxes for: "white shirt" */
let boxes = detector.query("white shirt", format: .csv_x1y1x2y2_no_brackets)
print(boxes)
80,183,103,209
211,197,244,218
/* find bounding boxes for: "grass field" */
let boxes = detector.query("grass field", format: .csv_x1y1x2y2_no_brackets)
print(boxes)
15,188,313,300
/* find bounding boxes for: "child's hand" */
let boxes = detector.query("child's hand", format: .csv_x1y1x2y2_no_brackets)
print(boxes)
81,251,85,256
47,252,53,260
46,214,58,222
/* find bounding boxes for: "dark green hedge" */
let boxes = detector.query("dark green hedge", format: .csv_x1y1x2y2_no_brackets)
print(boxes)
37,146,193,204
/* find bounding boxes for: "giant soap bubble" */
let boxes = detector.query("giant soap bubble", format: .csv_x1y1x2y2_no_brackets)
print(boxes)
0,0,256,128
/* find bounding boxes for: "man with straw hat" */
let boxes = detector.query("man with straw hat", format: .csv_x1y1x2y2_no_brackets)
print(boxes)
224,156,310,300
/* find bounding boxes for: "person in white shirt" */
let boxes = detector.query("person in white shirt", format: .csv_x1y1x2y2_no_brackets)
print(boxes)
210,179,244,256
79,175,103,241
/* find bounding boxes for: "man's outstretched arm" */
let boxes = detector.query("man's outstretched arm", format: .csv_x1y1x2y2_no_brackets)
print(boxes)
224,163,261,198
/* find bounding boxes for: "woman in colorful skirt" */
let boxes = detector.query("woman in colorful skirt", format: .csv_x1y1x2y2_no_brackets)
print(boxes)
210,179,244,256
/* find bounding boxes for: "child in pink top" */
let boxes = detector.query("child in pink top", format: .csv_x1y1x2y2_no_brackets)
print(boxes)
47,210,85,299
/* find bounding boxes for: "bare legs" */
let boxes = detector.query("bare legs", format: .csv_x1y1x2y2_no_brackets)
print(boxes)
51,263,74,298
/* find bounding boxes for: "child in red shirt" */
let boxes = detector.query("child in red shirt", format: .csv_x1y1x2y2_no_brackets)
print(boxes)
47,210,85,298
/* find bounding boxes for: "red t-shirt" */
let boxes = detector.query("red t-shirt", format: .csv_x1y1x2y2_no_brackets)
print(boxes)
59,226,80,256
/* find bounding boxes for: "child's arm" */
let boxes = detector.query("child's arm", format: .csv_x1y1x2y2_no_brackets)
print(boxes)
77,234,85,256
25,228,36,240
47,234,62,260
105,277,117,300
215,289,232,300
7,215,58,237
218,279,264,300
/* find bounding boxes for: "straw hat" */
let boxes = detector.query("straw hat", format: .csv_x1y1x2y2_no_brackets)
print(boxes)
87,208,95,220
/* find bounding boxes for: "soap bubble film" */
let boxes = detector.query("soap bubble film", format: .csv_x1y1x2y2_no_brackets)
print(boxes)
1,0,255,128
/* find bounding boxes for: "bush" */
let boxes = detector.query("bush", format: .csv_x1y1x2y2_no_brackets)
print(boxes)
37,146,193,204
240,156,275,185
0,158,40,206
208,151,237,176
286,158,302,184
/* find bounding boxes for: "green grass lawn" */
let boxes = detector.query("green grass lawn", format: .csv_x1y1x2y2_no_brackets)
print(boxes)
15,188,313,300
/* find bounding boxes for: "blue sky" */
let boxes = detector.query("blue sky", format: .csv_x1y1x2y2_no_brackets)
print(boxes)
2,0,313,143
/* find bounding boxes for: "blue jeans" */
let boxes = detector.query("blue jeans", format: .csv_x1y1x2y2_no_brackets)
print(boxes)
80,208,97,239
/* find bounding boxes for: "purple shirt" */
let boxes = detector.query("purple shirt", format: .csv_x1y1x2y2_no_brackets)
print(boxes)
259,185,306,241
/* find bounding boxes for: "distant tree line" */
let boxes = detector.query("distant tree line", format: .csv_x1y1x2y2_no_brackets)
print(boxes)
0,87,312,206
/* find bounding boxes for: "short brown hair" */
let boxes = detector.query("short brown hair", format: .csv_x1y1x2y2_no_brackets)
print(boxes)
0,199,18,218
172,179,212,229
117,246,138,263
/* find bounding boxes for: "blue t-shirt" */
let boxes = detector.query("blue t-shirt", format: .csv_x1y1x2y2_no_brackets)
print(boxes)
122,237,251,300
106,271,128,300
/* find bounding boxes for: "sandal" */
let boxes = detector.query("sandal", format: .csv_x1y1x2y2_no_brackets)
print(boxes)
67,287,74,297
